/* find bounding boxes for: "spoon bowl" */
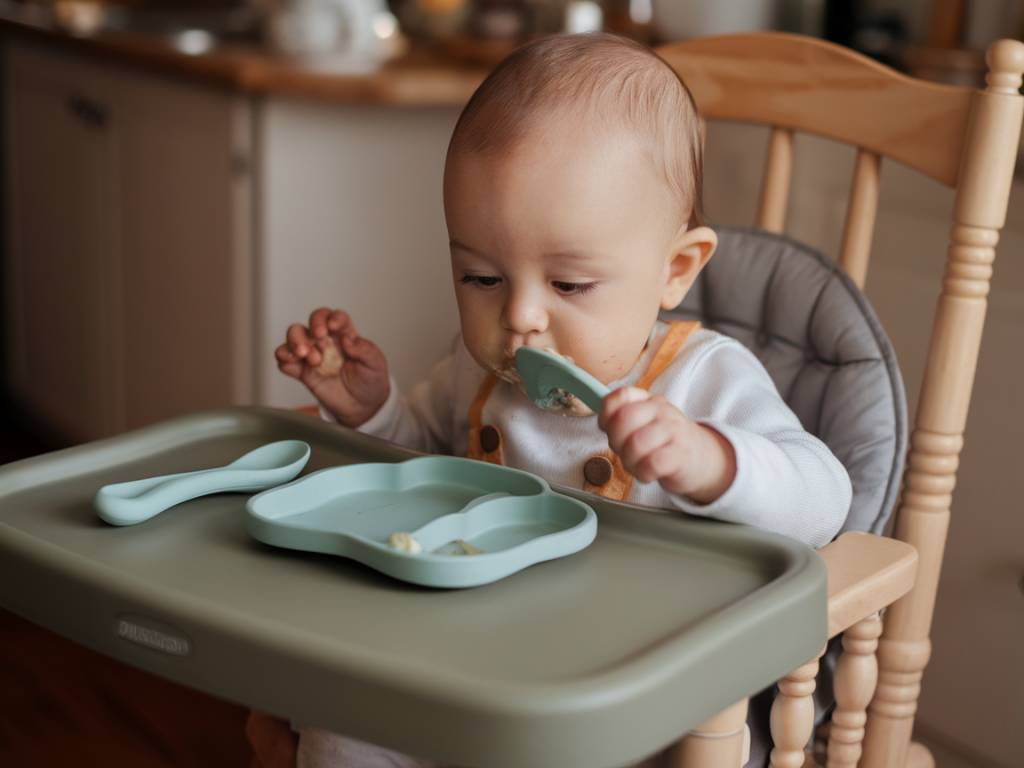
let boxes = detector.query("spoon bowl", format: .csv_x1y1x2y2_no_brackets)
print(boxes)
226,440,311,472
514,347,610,415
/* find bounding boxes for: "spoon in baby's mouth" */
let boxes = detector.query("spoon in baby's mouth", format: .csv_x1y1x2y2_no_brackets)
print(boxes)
514,347,611,414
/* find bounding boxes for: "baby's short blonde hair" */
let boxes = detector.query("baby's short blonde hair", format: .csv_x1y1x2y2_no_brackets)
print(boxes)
447,33,706,229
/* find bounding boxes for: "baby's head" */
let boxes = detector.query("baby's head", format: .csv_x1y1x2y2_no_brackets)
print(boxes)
444,33,716,386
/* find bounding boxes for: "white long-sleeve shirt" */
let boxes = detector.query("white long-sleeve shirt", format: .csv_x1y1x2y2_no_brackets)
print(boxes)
332,322,851,548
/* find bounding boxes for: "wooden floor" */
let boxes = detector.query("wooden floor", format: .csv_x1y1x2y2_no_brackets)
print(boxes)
0,406,253,767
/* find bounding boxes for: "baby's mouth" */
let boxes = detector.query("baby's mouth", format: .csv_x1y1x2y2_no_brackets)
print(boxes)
493,361,522,386
495,341,560,385
492,344,524,385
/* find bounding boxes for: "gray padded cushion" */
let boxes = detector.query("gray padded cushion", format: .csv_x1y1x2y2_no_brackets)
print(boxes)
663,227,907,536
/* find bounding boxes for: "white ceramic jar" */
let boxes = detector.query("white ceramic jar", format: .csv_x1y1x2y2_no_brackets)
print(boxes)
265,0,394,67
651,0,777,41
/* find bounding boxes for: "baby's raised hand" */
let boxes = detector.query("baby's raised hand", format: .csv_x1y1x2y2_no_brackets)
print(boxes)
598,388,736,505
275,308,390,428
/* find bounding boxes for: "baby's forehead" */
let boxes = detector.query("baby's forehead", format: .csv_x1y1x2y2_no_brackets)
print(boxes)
447,123,670,207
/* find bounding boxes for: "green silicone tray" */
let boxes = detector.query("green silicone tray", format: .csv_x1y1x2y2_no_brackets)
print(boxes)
246,457,598,588
0,407,826,768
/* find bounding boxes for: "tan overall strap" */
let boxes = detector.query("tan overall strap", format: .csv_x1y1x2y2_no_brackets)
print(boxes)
466,373,505,464
636,320,701,389
584,320,702,501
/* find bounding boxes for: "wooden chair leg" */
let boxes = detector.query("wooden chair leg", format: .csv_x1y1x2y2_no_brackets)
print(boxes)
906,741,935,768
826,613,882,767
770,649,823,768
672,699,749,768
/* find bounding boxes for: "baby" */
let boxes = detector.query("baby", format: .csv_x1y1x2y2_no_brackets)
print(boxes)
269,32,852,768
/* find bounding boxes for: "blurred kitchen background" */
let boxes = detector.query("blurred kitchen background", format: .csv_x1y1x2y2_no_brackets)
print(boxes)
0,0,1021,766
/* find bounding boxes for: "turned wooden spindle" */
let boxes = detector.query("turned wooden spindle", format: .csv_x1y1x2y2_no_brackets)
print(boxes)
827,613,882,767
861,38,1024,768
757,126,794,233
673,699,749,768
838,149,881,289
770,649,823,768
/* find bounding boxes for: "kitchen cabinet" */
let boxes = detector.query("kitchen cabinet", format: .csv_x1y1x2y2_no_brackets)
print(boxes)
3,36,463,440
4,39,254,441
5,48,120,439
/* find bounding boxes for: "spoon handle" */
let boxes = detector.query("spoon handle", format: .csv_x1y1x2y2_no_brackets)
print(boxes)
96,467,263,526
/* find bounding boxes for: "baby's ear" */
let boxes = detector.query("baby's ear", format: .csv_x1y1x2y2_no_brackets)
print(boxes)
661,226,717,309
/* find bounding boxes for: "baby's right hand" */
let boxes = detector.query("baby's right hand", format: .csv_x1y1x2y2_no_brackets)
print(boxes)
275,308,390,428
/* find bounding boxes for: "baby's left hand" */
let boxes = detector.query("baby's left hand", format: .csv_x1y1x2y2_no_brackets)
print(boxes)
599,388,736,504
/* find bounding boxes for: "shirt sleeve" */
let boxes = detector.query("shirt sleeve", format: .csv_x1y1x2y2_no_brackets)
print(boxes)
320,352,458,455
664,338,852,549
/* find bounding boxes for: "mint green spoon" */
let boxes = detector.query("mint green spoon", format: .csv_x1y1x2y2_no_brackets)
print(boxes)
96,440,311,526
514,347,610,414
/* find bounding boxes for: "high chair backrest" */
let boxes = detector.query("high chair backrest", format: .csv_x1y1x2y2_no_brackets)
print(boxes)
657,32,1024,765
666,225,908,537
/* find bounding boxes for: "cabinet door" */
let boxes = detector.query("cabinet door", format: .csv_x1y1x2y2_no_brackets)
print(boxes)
108,67,253,430
4,45,121,441
3,40,254,440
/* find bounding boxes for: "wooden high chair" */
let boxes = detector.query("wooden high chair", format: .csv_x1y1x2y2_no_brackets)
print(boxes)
657,33,1024,768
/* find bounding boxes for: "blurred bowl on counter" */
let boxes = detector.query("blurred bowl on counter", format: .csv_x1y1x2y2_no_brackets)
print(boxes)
651,0,776,41
53,0,107,36
261,0,406,69
392,0,470,42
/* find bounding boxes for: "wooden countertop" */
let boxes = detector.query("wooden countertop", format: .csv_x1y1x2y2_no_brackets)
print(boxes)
0,9,489,106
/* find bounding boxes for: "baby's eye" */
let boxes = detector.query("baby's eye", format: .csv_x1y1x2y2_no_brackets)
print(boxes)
552,281,598,296
460,274,502,289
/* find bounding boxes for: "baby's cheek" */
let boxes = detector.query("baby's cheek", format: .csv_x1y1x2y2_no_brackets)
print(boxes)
461,326,503,372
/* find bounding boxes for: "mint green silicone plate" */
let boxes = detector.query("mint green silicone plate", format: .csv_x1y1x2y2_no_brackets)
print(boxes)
246,456,598,588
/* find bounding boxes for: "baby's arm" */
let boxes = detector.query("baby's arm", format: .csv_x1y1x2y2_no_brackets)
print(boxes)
601,339,851,548
349,351,459,454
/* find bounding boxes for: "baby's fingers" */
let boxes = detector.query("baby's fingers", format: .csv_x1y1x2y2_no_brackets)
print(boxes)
275,344,304,379
341,334,386,372
599,387,652,431
327,309,356,337
619,420,674,471
286,324,314,358
309,307,356,340
632,442,685,485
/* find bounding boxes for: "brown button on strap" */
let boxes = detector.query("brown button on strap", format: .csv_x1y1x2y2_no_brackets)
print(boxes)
584,456,613,486
480,425,501,453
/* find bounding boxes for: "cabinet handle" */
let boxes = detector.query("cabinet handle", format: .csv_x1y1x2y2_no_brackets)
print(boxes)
67,95,108,128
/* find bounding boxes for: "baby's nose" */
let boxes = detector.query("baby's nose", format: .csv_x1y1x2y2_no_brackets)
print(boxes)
501,288,548,334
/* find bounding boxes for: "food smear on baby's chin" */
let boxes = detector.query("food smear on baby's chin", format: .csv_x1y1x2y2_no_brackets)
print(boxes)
493,362,522,386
